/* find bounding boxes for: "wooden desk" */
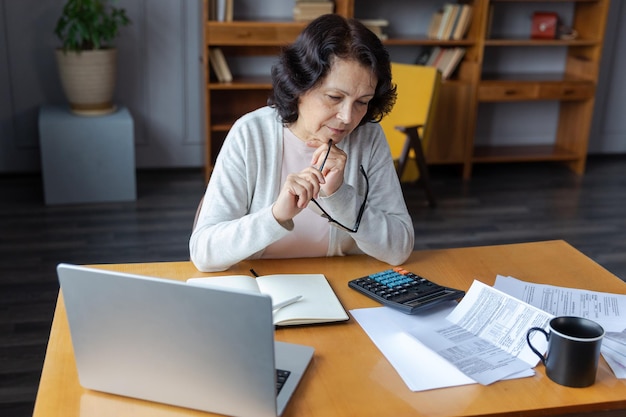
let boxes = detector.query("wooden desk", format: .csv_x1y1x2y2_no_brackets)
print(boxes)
33,241,626,417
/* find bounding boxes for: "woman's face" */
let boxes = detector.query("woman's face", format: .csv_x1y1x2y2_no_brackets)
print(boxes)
289,58,377,145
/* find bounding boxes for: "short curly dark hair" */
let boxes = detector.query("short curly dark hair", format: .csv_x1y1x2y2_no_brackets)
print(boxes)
269,14,396,127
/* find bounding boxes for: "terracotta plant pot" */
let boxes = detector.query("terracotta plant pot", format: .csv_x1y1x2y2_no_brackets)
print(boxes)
55,48,117,116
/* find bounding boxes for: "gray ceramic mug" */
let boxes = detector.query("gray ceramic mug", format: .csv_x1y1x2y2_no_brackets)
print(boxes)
526,316,604,388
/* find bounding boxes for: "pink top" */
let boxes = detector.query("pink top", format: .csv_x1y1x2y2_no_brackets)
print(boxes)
262,128,330,258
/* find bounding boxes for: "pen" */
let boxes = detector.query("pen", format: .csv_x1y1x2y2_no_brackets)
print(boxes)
249,268,259,277
272,295,303,311
318,139,333,172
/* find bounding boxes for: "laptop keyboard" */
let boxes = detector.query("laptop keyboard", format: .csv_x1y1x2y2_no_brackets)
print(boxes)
276,369,291,395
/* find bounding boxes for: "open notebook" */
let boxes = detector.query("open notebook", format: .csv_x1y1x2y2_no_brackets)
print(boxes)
57,263,314,417
187,273,349,326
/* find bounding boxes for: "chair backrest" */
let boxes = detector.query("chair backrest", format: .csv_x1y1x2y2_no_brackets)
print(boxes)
379,63,441,181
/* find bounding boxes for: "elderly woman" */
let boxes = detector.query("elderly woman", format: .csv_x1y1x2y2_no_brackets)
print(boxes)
190,14,414,272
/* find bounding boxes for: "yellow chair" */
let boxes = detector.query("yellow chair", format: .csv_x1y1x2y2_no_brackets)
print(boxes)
379,63,441,207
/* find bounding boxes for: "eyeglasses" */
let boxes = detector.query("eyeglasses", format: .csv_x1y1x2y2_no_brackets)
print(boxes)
310,165,369,233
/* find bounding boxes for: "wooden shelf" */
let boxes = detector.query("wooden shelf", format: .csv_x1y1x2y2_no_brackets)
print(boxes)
383,37,475,47
478,78,595,102
481,72,591,81
202,0,610,181
472,145,579,162
208,76,273,90
211,122,234,132
484,38,600,46
461,0,609,179
206,21,307,46
491,0,598,3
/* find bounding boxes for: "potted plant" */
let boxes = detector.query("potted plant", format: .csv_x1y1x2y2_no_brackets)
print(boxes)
54,0,131,115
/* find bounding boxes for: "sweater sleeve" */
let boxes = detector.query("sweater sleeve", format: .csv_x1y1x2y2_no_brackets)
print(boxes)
322,123,415,265
189,108,289,272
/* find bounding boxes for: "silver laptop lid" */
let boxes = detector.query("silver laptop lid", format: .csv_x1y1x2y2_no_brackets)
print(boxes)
57,263,312,417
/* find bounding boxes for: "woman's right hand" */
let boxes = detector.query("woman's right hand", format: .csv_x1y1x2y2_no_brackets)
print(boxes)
272,166,326,225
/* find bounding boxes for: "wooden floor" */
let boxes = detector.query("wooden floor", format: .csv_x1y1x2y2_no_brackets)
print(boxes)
2,155,625,417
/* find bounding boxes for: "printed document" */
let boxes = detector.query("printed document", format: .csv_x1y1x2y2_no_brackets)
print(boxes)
493,275,626,378
602,329,626,378
493,275,626,332
351,280,551,390
409,280,552,385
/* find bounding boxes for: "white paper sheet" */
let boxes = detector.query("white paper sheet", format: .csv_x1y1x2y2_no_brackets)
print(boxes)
407,280,552,385
350,283,538,391
493,275,626,378
351,302,477,391
493,275,626,332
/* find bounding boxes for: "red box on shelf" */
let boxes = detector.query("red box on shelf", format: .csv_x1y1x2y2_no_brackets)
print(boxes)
531,12,558,39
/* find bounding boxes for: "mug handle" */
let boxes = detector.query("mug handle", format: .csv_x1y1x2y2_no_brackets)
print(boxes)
526,327,549,366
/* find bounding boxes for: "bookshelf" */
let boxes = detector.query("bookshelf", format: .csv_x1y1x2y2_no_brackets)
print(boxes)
354,0,484,169
202,0,610,181
468,0,610,179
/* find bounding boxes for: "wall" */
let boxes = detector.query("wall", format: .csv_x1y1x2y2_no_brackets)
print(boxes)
0,0,623,174
0,0,204,173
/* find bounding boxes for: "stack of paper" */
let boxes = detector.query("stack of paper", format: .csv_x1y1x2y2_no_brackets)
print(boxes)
352,275,626,391
602,331,626,378
493,275,626,379
351,280,550,391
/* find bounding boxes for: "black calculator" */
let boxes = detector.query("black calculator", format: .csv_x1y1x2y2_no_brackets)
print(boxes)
348,267,465,314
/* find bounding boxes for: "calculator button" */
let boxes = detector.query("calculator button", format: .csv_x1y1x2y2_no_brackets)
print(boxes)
348,269,465,314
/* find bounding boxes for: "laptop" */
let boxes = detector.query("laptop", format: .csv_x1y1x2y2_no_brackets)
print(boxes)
57,263,314,417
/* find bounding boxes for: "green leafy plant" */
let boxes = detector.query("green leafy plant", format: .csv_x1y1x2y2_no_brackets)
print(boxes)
55,0,131,52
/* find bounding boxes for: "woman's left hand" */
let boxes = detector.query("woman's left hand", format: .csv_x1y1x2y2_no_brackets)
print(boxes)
308,140,346,196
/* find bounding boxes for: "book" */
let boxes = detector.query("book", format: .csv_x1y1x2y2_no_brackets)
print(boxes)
430,47,448,68
207,0,216,21
436,3,457,40
214,0,233,22
430,48,452,72
452,4,473,40
439,47,466,79
424,46,443,67
225,0,233,22
440,4,460,40
419,47,465,80
187,273,349,326
215,0,225,22
427,8,444,39
208,48,232,83
293,1,334,22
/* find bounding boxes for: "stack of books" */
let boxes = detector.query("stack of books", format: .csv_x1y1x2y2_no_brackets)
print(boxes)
427,3,472,40
359,19,389,40
416,46,466,80
293,1,334,22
